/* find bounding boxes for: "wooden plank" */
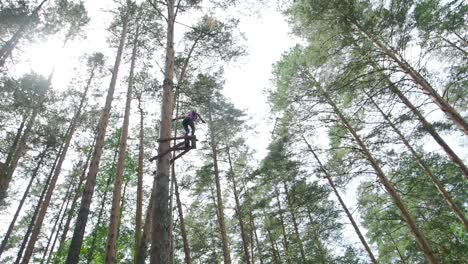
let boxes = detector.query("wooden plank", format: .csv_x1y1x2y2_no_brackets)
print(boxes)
157,135,196,142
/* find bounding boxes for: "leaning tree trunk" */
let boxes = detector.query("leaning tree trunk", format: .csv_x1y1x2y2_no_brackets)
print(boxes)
3,113,27,168
173,173,191,264
87,144,119,263
45,179,76,264
14,144,63,264
389,84,468,179
249,212,264,264
22,57,98,264
136,187,154,264
0,109,38,204
207,102,232,264
0,145,48,257
65,5,130,263
57,143,93,255
104,18,139,264
226,147,251,264
265,222,281,264
319,85,439,264
367,93,468,228
306,208,327,264
39,182,74,264
150,0,176,262
347,16,468,135
134,93,145,264
282,182,307,263
274,187,292,264
302,136,378,263
0,0,48,65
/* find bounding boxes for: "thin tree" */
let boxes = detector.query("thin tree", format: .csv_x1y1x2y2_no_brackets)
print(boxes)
66,4,130,262
104,16,139,263
21,53,103,264
314,80,439,264
302,135,378,264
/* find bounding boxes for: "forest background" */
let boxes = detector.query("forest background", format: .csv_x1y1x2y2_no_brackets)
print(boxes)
0,0,466,263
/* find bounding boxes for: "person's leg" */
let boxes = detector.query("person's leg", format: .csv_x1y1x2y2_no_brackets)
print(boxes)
188,120,195,135
182,118,189,135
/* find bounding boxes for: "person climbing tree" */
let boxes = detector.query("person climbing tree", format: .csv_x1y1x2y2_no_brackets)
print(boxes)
173,110,205,136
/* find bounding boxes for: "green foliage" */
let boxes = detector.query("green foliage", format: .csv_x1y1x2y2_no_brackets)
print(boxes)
358,153,468,263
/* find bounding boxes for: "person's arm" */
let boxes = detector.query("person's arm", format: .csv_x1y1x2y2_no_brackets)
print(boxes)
197,114,206,123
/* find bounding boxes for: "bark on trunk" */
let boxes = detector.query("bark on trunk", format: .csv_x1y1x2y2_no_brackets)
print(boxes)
348,16,468,135
319,86,439,264
208,102,232,264
104,18,138,264
0,146,48,257
226,147,251,264
282,182,307,263
150,0,176,262
367,93,468,228
65,6,130,263
301,136,377,263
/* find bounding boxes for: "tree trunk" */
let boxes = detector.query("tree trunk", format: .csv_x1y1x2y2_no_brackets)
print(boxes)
0,109,38,204
87,145,119,264
0,0,48,65
249,212,264,264
136,187,154,264
22,56,98,264
274,188,291,264
66,5,130,263
282,182,307,263
0,145,48,257
265,225,280,264
367,93,468,228
348,16,468,135
45,180,75,264
226,147,251,264
134,93,145,264
174,172,191,264
14,144,63,264
104,18,138,264
207,102,232,264
306,209,327,264
40,182,74,264
150,0,176,261
57,142,94,255
301,135,378,263
4,113,28,167
319,86,439,264
389,84,468,179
